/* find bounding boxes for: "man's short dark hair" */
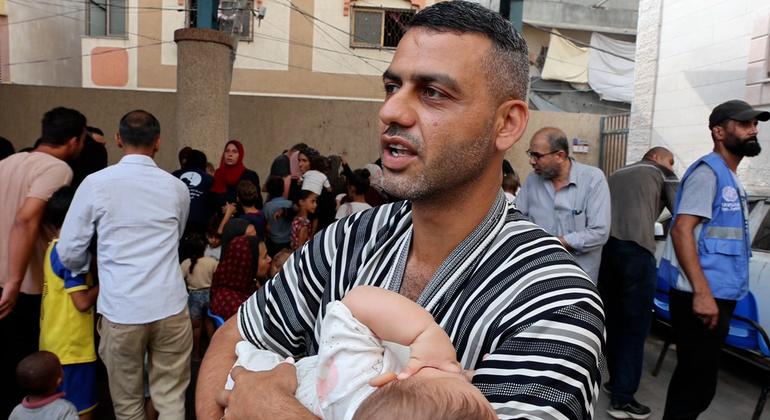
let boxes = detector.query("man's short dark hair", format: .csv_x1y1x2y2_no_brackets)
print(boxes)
119,110,160,147
408,1,529,103
44,186,75,228
266,175,285,199
184,149,208,171
86,126,104,136
40,107,87,146
0,136,14,160
16,351,62,396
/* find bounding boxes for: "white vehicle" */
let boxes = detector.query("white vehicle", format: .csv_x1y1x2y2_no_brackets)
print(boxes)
655,196,770,331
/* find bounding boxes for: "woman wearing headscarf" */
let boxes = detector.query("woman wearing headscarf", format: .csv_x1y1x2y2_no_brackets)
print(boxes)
209,234,271,319
211,140,260,206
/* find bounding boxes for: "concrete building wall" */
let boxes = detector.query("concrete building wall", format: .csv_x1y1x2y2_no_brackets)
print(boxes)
630,0,770,193
0,84,602,182
523,0,639,35
4,0,83,87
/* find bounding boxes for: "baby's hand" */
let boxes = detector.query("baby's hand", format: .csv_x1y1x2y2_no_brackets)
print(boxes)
397,323,460,380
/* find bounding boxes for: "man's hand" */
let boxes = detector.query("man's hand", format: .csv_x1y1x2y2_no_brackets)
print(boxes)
0,281,21,319
219,364,311,420
693,291,719,329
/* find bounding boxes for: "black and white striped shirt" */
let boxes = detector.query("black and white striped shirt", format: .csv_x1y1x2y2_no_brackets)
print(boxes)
238,192,604,419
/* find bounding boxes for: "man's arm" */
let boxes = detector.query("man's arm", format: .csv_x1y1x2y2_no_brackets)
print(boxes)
671,214,719,328
197,317,241,419
196,317,318,420
562,174,611,253
0,197,47,319
58,183,97,276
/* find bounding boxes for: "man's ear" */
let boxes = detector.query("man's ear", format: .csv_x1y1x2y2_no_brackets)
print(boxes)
153,137,161,152
494,99,529,152
116,133,124,149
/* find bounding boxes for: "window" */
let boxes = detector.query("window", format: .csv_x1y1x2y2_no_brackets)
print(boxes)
350,7,415,49
87,0,126,37
188,0,254,42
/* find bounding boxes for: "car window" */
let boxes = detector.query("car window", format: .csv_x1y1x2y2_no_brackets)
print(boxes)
753,204,770,252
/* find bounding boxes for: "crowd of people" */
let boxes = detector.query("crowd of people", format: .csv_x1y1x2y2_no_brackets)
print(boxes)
0,2,767,420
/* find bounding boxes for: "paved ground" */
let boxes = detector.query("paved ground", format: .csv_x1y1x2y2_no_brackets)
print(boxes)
596,324,769,420
93,324,769,419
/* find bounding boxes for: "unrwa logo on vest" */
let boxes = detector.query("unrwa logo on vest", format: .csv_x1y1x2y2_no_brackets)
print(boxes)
721,186,741,212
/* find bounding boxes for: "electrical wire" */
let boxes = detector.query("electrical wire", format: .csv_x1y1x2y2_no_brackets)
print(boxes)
525,22,635,63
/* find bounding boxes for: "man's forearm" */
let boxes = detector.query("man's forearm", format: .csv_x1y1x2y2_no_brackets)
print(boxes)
7,219,40,289
196,317,241,420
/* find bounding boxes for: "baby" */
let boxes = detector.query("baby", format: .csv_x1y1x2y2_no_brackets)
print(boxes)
226,286,496,420
9,351,79,420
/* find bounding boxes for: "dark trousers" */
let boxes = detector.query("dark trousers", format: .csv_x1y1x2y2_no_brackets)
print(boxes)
0,290,42,418
662,289,736,420
597,237,657,404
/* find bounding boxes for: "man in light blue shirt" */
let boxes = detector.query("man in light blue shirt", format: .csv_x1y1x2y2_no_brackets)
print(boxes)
58,110,192,420
515,127,611,282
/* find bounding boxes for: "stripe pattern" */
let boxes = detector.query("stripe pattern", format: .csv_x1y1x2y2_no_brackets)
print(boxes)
238,192,605,419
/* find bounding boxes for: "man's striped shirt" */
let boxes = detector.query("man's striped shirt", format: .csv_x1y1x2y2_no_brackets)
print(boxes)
238,192,605,419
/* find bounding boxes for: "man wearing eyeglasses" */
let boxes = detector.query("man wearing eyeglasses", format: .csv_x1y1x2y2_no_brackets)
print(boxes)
515,127,611,282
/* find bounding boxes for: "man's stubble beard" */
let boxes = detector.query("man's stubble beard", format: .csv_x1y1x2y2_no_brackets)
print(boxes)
382,122,496,203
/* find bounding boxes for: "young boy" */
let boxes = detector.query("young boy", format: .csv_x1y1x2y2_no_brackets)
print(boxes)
38,187,99,419
262,176,294,255
226,286,496,420
235,180,266,240
10,351,79,420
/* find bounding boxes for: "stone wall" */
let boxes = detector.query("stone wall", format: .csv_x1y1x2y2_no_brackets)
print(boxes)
0,84,603,184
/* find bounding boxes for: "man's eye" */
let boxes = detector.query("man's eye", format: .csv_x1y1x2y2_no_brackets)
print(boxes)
384,84,399,95
423,87,445,99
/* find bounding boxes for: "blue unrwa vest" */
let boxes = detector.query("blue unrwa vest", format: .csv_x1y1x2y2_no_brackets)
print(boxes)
658,152,751,300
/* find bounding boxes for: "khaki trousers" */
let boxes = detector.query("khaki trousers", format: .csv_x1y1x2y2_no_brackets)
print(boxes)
98,308,192,420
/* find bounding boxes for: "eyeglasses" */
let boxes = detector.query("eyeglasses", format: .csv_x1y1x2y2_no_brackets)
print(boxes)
526,150,560,160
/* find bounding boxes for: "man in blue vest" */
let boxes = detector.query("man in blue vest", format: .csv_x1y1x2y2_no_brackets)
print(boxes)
659,99,769,419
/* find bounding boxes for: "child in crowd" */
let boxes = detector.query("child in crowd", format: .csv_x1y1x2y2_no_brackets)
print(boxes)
502,172,520,202
10,351,79,420
226,286,496,420
269,248,292,278
335,168,372,220
38,187,99,420
263,176,294,255
204,227,222,261
180,234,218,361
291,190,317,250
234,180,266,239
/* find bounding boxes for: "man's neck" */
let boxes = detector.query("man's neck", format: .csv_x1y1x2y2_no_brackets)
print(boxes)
409,173,499,272
551,159,572,191
122,148,156,158
33,144,69,161
715,147,742,172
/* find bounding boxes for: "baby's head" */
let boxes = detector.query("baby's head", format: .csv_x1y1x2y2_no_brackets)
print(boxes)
16,351,64,398
354,368,496,420
269,248,292,278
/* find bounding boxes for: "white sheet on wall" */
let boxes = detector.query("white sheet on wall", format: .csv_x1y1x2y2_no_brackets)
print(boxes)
588,33,636,103
541,31,589,84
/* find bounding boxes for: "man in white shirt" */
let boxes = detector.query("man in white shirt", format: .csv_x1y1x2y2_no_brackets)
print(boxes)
58,110,192,420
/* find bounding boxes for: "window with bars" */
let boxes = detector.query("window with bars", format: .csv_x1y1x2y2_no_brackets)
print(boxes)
87,0,126,37
187,0,254,42
350,7,415,49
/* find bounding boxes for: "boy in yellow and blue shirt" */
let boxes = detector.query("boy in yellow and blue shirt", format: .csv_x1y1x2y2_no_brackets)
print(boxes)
39,187,99,419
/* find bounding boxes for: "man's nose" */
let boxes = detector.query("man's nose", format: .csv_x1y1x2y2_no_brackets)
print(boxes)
379,89,416,129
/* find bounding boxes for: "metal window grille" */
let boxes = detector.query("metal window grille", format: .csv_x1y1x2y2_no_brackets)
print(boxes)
350,7,414,49
598,113,629,176
86,0,126,37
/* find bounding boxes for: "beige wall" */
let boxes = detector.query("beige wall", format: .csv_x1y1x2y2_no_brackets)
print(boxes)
0,84,602,184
